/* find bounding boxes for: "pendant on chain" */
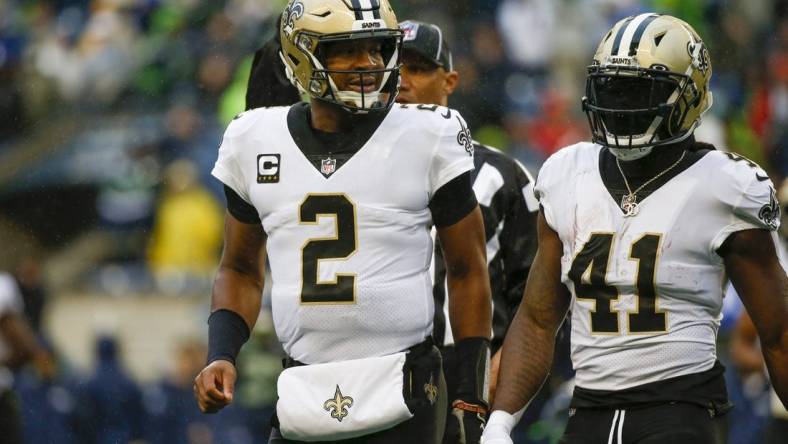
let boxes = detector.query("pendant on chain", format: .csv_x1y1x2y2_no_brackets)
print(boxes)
621,193,640,217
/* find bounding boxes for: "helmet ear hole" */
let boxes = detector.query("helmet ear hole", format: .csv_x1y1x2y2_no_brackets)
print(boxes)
654,32,666,47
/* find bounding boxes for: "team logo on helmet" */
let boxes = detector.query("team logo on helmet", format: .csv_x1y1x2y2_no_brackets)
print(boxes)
688,41,710,76
282,1,304,37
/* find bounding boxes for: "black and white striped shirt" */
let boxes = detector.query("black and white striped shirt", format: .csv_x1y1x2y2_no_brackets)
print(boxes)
432,142,538,352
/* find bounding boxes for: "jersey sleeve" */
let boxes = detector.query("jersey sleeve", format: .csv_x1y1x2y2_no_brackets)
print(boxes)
533,150,563,231
211,118,252,204
428,110,475,196
710,159,781,252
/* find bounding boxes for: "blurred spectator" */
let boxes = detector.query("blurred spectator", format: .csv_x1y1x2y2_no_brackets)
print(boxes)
12,254,49,334
33,0,138,105
76,335,145,444
159,101,225,198
143,339,214,444
147,158,223,294
496,0,556,71
524,89,585,158
234,330,283,444
0,272,51,444
496,0,556,117
15,346,80,444
729,312,780,444
0,35,28,142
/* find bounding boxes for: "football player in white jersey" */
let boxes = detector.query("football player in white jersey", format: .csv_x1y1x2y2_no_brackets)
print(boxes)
483,13,788,444
192,1,492,443
395,19,540,443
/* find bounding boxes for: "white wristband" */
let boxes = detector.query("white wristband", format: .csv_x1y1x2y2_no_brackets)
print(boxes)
481,409,518,443
487,410,517,432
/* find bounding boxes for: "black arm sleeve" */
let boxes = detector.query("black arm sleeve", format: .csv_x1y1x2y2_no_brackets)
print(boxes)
207,309,251,366
454,337,491,407
224,185,261,224
429,171,478,228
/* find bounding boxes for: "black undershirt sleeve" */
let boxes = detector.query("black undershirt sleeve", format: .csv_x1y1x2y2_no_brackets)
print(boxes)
429,171,478,228
224,185,261,224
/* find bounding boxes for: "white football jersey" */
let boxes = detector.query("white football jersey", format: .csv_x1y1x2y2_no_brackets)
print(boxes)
212,105,474,364
535,142,781,391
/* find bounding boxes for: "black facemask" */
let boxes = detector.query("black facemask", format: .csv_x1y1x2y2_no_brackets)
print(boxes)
590,75,677,136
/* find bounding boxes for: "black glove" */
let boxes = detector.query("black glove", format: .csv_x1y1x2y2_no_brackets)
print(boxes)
443,337,490,444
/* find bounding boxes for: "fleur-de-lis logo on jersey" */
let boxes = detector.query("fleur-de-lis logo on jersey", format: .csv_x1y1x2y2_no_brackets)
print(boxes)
282,1,304,37
456,116,473,156
423,373,438,405
324,385,354,422
759,187,780,230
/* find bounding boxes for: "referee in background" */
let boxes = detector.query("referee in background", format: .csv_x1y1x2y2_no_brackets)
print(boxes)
394,19,540,442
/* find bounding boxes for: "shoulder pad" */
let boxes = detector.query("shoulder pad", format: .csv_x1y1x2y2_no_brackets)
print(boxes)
394,104,462,129
224,107,288,138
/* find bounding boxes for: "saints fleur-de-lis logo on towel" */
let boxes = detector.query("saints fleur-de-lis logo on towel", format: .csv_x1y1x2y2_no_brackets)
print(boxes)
324,385,354,422
423,373,438,405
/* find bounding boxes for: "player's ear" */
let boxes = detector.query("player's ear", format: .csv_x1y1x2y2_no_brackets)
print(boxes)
444,70,459,96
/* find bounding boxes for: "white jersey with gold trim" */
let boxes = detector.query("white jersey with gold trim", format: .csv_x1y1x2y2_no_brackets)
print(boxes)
535,142,780,391
212,105,474,364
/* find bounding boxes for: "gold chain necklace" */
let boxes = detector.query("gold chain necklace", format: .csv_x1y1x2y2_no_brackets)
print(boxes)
615,151,686,217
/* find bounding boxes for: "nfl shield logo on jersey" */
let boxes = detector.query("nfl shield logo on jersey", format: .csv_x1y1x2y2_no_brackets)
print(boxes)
321,157,336,176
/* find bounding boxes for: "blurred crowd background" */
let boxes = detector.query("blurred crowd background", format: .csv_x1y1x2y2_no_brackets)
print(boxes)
1,0,787,443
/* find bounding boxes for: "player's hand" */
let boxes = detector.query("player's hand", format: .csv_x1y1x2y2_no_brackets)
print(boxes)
444,400,487,444
193,359,237,413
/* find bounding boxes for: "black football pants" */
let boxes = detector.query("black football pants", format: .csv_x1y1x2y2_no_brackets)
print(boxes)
559,402,728,444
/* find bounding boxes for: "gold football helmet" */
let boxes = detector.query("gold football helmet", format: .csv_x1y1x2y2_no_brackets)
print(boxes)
279,0,402,113
582,14,713,159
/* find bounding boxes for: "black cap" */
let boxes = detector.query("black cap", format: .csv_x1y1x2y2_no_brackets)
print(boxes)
399,20,453,71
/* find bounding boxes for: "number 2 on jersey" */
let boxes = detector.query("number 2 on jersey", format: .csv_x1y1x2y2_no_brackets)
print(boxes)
568,233,666,334
299,194,357,304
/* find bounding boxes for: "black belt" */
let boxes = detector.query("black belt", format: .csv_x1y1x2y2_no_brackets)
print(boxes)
282,336,436,369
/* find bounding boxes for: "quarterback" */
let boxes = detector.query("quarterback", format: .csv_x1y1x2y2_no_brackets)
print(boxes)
192,1,492,443
483,14,788,444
